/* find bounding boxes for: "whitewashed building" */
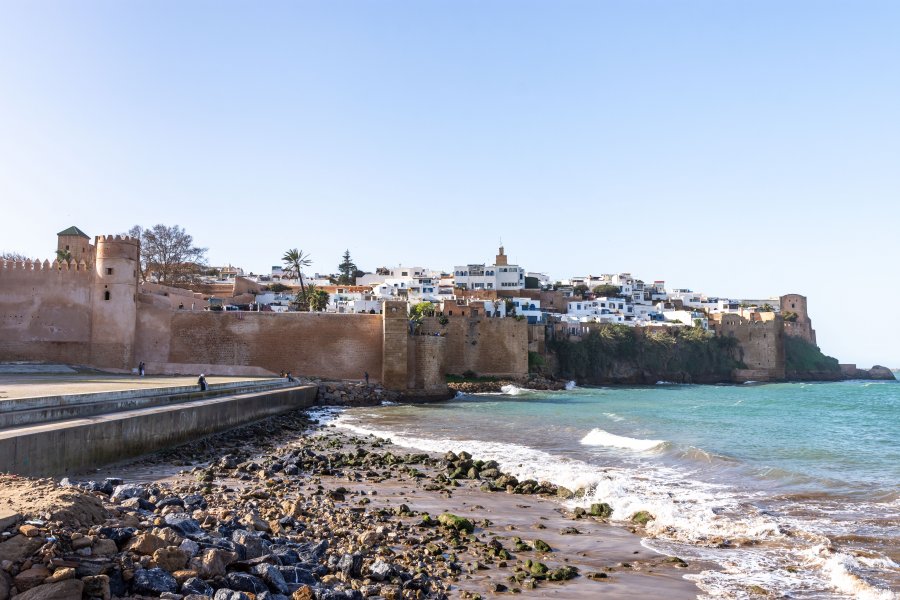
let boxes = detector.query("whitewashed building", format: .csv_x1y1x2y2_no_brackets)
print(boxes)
454,247,525,292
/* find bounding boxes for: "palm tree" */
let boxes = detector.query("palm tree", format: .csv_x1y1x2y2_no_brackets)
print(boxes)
282,248,312,310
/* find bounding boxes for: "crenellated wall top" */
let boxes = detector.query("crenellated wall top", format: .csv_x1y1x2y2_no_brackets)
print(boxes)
0,257,93,274
96,234,139,245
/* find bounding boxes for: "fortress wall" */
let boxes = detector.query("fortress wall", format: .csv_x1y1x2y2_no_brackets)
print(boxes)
134,297,173,364
407,335,447,392
166,311,383,381
717,314,785,379
420,317,527,377
0,260,95,364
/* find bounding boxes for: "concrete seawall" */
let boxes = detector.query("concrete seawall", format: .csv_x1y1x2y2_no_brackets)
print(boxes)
0,385,316,476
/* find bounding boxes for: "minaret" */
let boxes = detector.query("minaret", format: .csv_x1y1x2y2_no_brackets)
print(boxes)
57,226,93,263
495,245,508,266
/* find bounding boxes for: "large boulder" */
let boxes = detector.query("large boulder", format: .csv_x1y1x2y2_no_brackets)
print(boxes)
131,568,178,595
868,365,896,380
14,580,84,600
0,535,43,563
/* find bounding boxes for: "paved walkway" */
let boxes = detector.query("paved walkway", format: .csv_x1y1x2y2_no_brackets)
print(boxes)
0,374,266,401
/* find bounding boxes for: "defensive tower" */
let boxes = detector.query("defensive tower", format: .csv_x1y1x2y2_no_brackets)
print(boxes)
90,235,140,368
57,226,93,263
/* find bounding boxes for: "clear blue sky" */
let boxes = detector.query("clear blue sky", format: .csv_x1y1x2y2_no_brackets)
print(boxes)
1,1,898,366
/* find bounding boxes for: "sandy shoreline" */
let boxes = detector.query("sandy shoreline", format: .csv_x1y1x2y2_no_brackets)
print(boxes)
0,408,706,599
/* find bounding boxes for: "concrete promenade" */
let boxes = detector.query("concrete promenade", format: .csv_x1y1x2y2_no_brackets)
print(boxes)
0,373,261,401
0,373,317,476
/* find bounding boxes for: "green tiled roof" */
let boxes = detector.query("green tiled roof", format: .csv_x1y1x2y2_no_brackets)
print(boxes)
57,226,90,238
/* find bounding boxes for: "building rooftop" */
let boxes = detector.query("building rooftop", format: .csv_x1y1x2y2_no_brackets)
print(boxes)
57,226,90,238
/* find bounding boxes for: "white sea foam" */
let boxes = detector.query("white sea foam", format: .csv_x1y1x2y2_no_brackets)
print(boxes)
802,545,898,600
329,413,900,599
565,380,577,390
305,406,344,428
602,412,625,422
500,384,527,395
580,428,664,451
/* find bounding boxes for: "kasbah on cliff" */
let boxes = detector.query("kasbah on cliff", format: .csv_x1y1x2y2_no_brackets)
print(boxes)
0,226,893,393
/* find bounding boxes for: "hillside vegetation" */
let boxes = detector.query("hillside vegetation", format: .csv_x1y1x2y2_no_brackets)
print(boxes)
548,324,741,384
784,336,840,377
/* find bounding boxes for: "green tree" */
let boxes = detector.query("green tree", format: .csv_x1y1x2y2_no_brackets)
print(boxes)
282,248,312,309
55,249,72,263
306,285,330,312
127,224,208,285
592,284,621,297
266,282,290,293
337,250,357,285
409,301,435,321
573,284,590,297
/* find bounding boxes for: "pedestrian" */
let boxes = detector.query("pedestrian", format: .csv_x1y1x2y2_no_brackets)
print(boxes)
138,361,145,377
198,373,208,391
287,371,296,382
365,371,369,385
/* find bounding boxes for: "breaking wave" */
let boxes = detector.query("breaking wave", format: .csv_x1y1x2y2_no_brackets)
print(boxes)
580,428,665,451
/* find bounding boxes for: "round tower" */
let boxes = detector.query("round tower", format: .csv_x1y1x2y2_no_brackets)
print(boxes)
780,294,809,322
779,293,816,345
90,235,140,369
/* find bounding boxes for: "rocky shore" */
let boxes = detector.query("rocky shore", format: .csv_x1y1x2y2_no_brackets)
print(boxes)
0,409,700,600
446,376,567,395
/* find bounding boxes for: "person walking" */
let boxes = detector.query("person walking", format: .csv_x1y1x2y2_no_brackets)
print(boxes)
198,374,208,391
138,361,145,377
364,371,369,385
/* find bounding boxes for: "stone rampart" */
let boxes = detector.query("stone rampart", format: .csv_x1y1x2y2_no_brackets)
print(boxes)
418,316,527,378
165,311,384,382
0,259,95,365
714,314,785,380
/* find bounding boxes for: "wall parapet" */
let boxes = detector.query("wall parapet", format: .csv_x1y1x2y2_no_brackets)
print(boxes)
0,259,92,274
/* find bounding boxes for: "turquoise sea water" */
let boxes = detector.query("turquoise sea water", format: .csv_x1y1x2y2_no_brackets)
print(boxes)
330,378,900,599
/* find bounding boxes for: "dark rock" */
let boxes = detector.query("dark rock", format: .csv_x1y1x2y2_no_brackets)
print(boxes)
294,540,328,563
165,513,203,537
368,560,393,581
81,574,110,599
131,567,178,595
252,563,289,595
182,577,214,596
156,497,185,509
98,526,135,547
337,553,363,579
111,484,147,501
224,572,268,594
277,565,316,586
232,529,265,559
183,494,207,509
73,558,114,578
214,590,252,600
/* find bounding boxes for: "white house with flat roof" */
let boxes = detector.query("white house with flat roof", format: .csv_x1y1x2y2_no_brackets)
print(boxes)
454,246,525,292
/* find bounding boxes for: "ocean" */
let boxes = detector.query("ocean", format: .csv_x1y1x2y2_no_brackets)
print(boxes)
328,378,900,599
